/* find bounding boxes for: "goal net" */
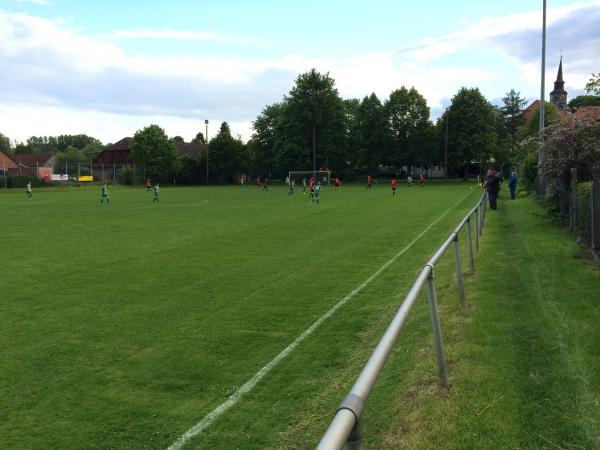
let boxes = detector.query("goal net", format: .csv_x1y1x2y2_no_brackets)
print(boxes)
288,170,331,185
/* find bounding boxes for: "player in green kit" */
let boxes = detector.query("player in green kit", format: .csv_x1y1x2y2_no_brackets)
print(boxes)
288,179,295,196
101,183,110,206
153,183,160,203
313,182,322,206
26,182,32,199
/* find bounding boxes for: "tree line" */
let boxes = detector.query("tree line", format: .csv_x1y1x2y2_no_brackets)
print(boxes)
3,69,599,184
0,134,104,172
246,69,531,180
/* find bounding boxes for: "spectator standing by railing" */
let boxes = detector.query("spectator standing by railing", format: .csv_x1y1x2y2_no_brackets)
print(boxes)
484,168,501,210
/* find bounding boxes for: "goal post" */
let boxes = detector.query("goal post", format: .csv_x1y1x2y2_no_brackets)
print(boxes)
288,170,331,185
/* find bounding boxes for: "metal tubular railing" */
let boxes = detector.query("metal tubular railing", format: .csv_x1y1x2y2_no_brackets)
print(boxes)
317,191,488,450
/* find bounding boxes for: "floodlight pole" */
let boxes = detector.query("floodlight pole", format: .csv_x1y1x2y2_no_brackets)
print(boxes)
312,124,316,180
539,0,547,160
444,107,449,179
536,0,547,195
205,119,209,185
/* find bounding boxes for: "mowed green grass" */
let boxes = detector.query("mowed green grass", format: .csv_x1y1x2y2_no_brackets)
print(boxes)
378,195,600,449
0,182,480,449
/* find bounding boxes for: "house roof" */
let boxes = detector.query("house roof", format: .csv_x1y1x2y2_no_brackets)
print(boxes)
572,106,600,122
522,100,540,121
93,138,134,164
93,136,205,164
0,149,16,163
175,141,205,159
13,153,54,167
106,137,134,152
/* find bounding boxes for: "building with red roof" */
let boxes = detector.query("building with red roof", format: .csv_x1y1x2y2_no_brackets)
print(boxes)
0,149,17,171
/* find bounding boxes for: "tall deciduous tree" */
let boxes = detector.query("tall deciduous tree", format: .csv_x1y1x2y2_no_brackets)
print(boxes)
414,122,440,175
131,124,180,182
568,95,600,108
81,143,104,163
385,87,430,170
447,87,497,176
343,98,361,169
355,93,389,172
500,89,527,158
585,73,600,95
55,145,86,173
207,124,250,181
284,69,347,172
248,103,289,175
0,132,10,154
219,122,231,135
192,132,206,145
24,134,101,153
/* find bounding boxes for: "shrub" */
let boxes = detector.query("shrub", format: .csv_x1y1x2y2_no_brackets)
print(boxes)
3,175,47,189
519,150,538,192
117,166,135,185
576,181,592,244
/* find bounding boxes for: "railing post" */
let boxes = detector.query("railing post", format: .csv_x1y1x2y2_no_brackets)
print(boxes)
453,235,466,305
479,201,483,234
425,266,449,388
344,417,364,450
466,217,475,273
592,165,600,250
570,167,577,231
482,193,487,230
479,199,484,234
474,207,480,251
333,394,365,450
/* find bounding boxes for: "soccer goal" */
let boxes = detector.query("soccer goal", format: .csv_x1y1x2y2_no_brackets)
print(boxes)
288,170,331,185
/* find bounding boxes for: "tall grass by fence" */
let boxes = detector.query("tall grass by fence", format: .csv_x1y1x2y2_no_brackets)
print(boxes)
547,167,599,252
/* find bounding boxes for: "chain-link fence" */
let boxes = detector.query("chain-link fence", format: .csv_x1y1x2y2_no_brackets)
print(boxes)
548,167,599,251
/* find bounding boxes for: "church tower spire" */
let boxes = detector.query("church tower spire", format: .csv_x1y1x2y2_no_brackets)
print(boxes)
550,55,567,109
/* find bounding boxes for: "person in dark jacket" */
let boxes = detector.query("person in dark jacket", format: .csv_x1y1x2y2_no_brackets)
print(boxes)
508,172,518,200
484,169,501,210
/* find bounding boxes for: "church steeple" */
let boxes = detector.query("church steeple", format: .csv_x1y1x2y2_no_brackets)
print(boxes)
550,55,567,109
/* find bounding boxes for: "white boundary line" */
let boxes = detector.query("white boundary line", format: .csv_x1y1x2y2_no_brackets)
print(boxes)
167,189,473,450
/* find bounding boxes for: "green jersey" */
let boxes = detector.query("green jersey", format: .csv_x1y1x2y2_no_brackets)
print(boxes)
154,185,160,196
314,185,321,196
101,185,108,197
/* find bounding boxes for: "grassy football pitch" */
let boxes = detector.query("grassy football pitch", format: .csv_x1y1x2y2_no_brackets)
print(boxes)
1,182,480,449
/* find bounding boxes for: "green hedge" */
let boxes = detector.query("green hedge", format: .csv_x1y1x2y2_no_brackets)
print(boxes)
576,181,592,245
2,175,48,189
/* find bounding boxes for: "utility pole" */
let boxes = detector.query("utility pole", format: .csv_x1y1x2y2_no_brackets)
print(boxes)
205,119,209,184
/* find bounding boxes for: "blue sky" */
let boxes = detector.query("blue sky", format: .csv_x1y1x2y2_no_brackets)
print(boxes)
1,0,599,143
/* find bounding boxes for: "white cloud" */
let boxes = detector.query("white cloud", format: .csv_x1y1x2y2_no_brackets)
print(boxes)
0,103,253,144
108,28,270,47
400,0,600,62
13,0,50,5
1,2,599,144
